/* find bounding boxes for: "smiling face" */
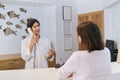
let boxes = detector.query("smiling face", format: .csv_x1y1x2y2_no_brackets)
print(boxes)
31,22,40,35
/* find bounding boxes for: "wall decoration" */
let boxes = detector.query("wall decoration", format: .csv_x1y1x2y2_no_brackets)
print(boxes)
64,20,72,35
0,3,5,9
21,35,26,39
27,17,32,21
64,35,73,51
3,27,17,36
63,6,73,51
20,8,27,13
62,6,72,20
0,25,2,29
6,21,13,25
0,13,5,20
15,24,22,29
20,20,26,24
0,3,29,37
7,10,20,19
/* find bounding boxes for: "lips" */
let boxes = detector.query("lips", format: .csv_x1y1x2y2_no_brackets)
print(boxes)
35,30,40,33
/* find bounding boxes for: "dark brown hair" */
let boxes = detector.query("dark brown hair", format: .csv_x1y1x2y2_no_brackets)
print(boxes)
77,21,104,52
25,18,40,33
27,18,40,29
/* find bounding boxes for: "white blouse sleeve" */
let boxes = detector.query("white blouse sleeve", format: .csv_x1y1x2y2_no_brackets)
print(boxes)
58,53,78,80
46,39,54,61
21,39,34,61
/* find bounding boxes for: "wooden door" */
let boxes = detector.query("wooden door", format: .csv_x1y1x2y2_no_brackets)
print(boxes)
78,10,104,40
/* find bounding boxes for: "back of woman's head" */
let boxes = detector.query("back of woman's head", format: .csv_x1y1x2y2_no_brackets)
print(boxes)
77,21,104,52
27,18,40,29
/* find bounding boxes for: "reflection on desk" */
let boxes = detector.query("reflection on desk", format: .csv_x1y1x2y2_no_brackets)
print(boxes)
0,62,119,80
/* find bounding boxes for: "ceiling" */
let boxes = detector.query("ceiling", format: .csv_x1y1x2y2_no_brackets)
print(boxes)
0,0,53,7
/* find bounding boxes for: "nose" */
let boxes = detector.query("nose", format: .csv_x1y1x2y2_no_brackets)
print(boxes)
36,26,40,30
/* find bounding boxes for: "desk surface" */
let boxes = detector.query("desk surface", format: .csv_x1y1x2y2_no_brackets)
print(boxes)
0,62,119,80
0,68,58,80
111,62,120,73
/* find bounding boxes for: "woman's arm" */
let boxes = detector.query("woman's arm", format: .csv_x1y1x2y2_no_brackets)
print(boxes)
45,39,55,61
21,35,38,61
21,39,34,61
58,53,78,80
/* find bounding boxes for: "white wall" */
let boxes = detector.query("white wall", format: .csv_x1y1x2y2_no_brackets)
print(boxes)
103,1,120,49
77,0,103,14
43,5,56,50
103,0,118,8
104,8,113,41
0,0,56,6
16,0,55,4
111,2,120,47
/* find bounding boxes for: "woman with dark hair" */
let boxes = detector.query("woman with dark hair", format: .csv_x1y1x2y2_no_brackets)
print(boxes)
21,18,55,69
58,21,111,80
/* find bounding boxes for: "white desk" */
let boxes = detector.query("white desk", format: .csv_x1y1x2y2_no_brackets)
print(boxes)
111,62,120,80
0,62,119,80
0,68,58,80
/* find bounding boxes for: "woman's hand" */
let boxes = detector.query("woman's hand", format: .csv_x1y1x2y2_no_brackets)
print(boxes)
31,34,38,45
47,49,55,59
68,73,73,78
29,34,40,53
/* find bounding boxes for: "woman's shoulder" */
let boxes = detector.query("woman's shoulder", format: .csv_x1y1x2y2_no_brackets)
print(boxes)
104,47,111,54
72,50,88,56
22,36,31,42
104,47,110,51
73,50,88,54
68,51,89,61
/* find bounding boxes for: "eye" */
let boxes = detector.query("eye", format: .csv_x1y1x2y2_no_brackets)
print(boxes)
33,26,36,28
37,24,40,27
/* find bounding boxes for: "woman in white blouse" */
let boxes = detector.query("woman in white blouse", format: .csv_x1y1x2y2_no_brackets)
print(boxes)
21,18,54,69
58,21,111,80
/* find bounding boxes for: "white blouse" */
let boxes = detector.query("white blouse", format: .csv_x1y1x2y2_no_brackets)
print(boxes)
58,47,111,80
21,36,52,69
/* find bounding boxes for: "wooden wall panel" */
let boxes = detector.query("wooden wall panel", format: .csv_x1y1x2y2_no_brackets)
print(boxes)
0,53,56,70
0,54,25,70
78,10,104,40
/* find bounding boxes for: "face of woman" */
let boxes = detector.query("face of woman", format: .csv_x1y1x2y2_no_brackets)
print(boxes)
31,22,40,35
